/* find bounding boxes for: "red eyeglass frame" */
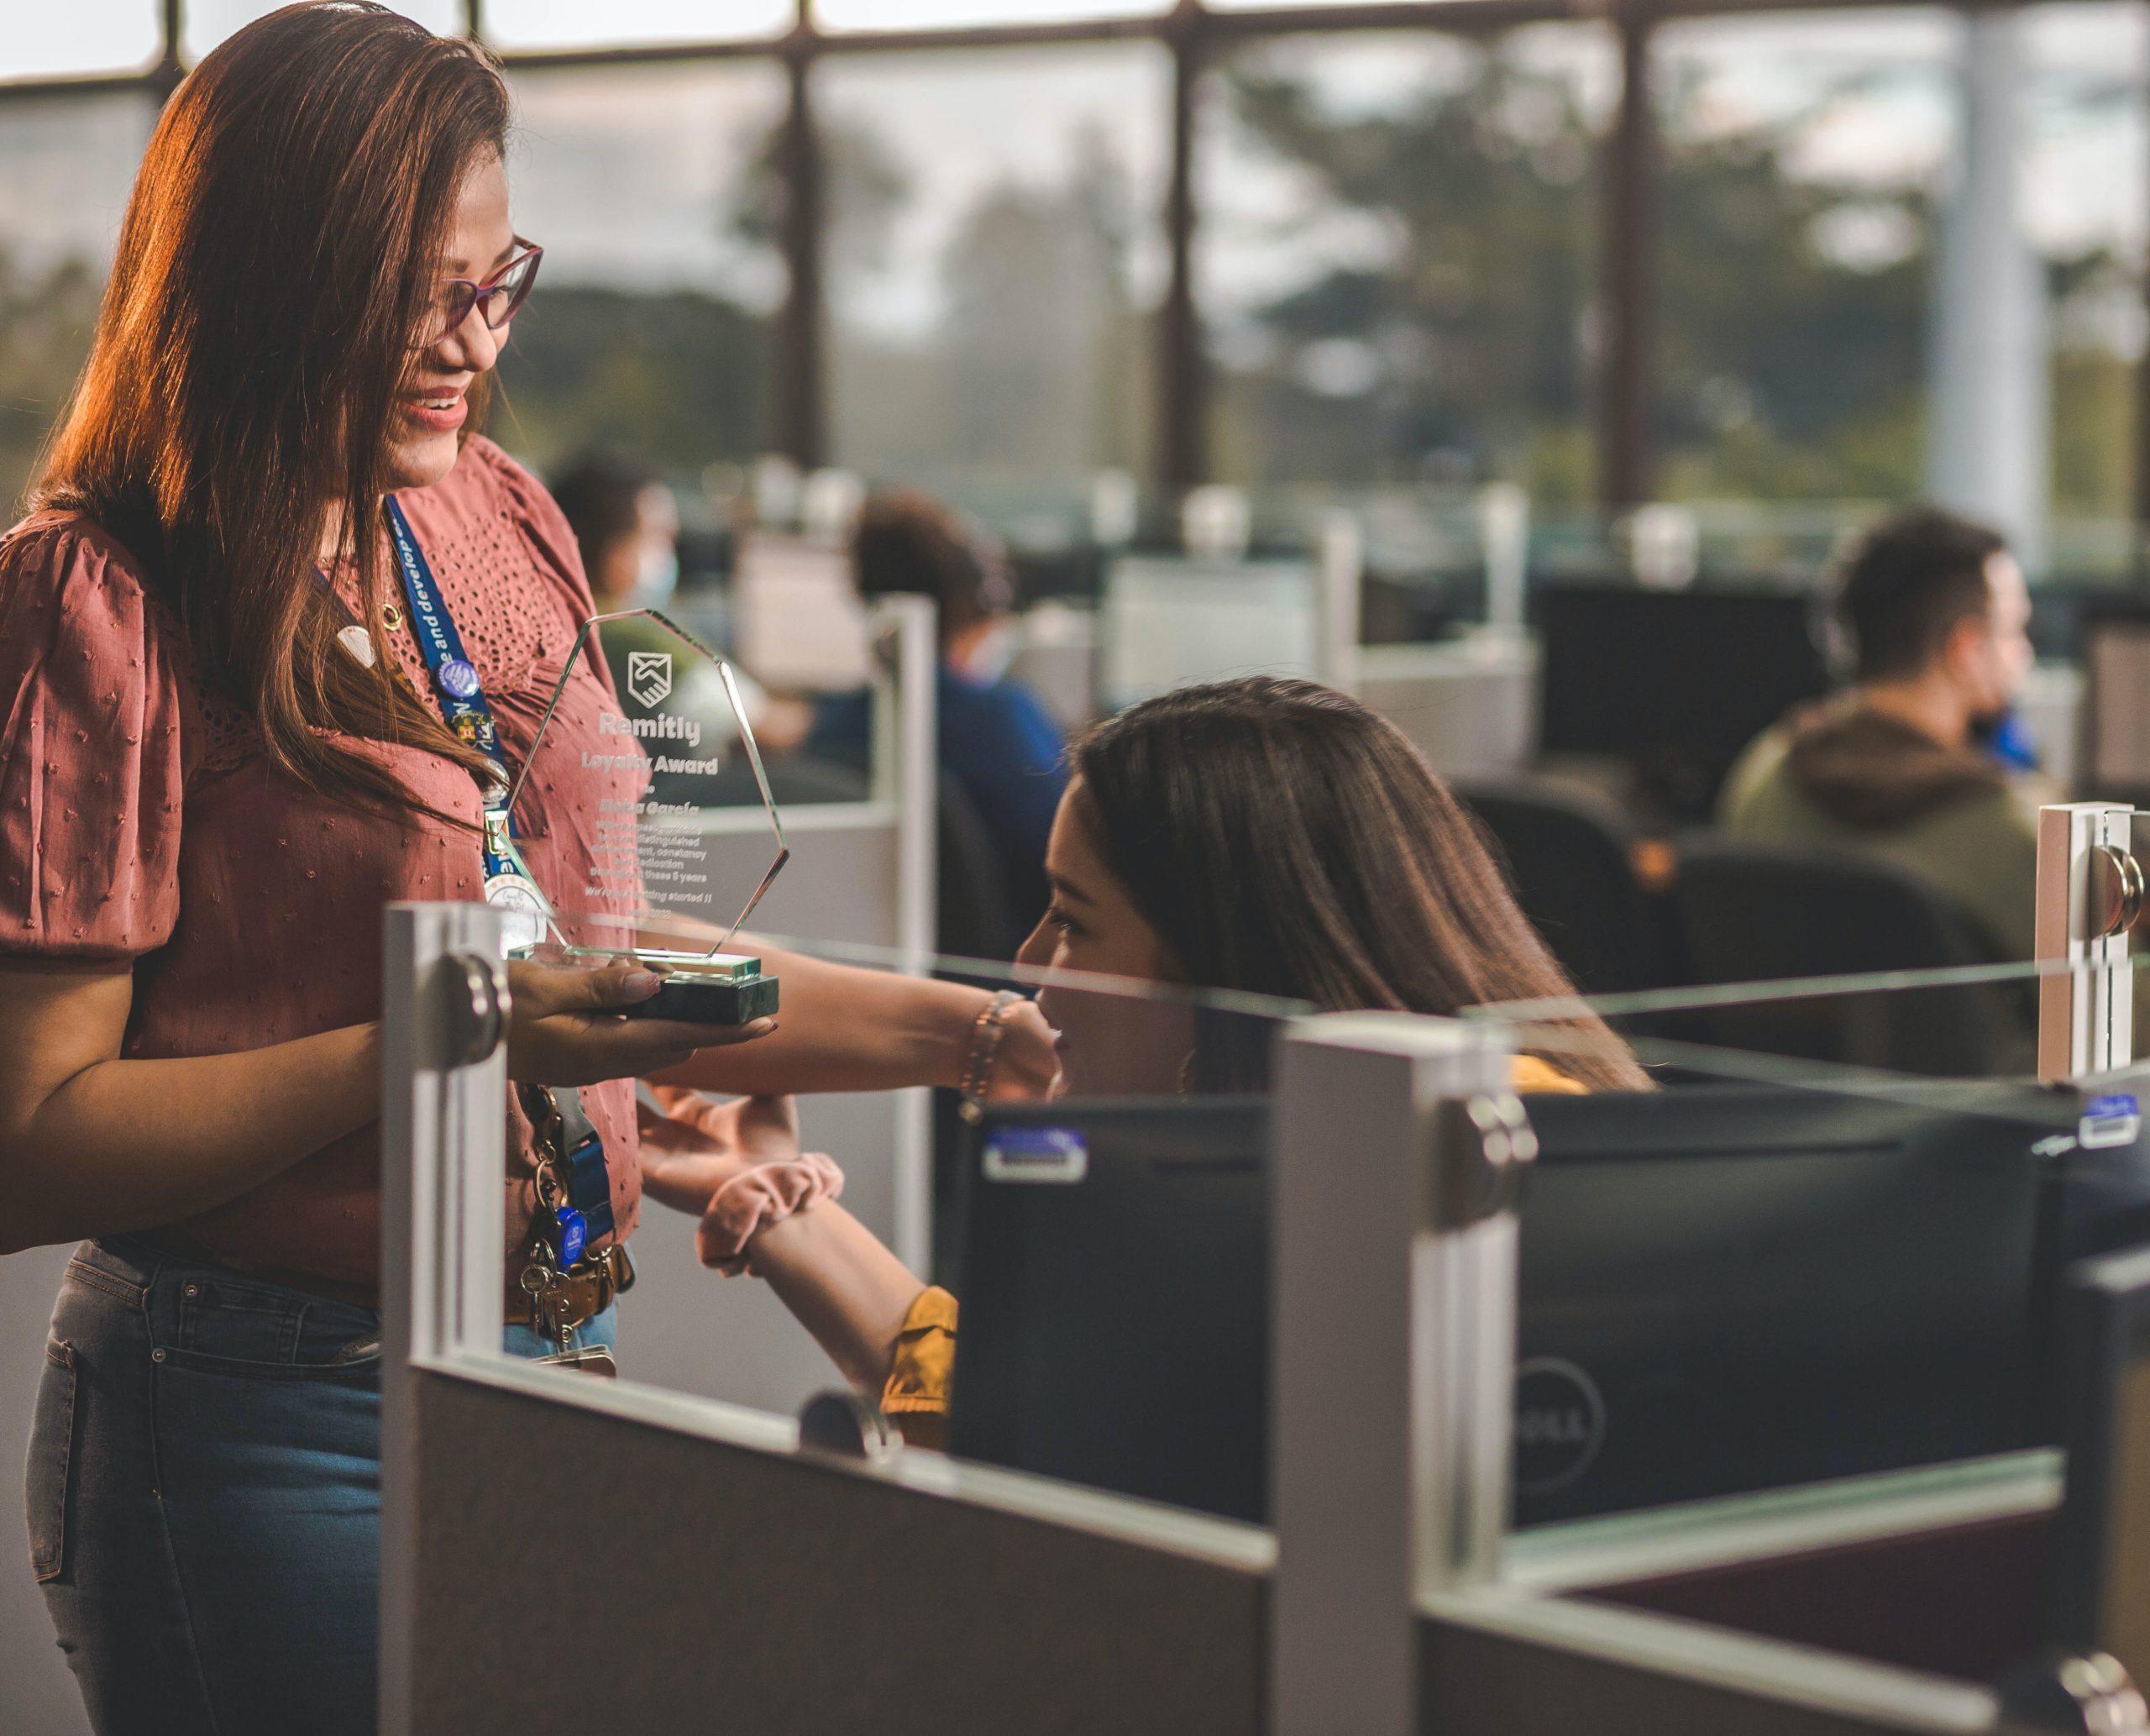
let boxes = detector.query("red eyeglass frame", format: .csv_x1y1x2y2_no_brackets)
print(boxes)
422,238,543,346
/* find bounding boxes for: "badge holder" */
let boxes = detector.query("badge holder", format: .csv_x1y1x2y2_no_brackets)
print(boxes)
501,609,789,1026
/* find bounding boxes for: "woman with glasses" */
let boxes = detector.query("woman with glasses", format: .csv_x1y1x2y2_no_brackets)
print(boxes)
0,9,1048,1733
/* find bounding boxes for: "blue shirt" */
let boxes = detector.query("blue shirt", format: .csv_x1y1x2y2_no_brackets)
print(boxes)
811,666,1067,935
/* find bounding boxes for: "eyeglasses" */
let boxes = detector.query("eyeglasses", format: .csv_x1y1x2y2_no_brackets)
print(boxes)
419,239,542,347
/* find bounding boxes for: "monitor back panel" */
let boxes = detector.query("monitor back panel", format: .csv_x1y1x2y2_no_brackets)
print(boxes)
1534,585,1829,816
951,1099,1271,1523
947,1088,2126,1527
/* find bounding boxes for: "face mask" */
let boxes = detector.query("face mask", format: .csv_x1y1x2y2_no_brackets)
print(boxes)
626,543,678,611
959,618,1020,684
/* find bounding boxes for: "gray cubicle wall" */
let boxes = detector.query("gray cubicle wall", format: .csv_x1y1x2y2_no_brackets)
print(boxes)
382,910,2108,1736
396,1382,2019,1736
401,1369,1268,1734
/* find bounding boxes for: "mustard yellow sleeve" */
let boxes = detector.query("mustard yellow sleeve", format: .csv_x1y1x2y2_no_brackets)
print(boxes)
879,1285,959,1418
1510,1053,1589,1095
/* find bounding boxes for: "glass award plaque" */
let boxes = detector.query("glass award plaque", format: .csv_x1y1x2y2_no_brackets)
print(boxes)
501,609,788,1025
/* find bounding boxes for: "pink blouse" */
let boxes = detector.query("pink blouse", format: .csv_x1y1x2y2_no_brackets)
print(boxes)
0,437,641,1286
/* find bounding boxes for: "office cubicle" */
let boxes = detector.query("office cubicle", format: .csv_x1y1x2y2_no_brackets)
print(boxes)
375,905,2150,1733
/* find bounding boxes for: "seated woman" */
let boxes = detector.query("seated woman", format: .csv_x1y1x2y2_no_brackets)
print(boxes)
642,676,1649,1434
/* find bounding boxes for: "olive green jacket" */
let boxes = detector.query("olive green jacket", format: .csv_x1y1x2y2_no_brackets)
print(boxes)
1717,718,2044,962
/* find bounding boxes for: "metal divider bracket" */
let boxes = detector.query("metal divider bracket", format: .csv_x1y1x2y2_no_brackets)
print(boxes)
2038,804,2136,1083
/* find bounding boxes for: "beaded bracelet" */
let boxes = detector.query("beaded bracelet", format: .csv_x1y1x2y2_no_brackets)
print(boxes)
958,989,1024,1102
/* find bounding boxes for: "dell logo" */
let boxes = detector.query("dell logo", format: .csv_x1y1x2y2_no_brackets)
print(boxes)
1513,1357,1606,1494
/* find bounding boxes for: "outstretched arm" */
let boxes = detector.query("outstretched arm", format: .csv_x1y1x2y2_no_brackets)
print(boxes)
648,944,1057,1100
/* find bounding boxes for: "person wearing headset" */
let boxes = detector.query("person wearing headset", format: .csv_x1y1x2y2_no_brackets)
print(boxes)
0,11,1048,1734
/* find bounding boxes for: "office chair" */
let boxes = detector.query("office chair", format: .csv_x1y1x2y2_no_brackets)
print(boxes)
1671,837,2027,1077
936,772,1024,966
1455,777,1663,996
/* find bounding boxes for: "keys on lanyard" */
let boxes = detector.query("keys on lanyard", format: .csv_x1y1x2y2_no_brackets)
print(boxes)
519,1084,634,1355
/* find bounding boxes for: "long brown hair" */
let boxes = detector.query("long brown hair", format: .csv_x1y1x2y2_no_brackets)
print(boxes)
29,2,505,817
1071,677,1651,1092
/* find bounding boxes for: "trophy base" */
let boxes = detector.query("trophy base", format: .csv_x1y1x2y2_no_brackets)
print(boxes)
552,947,779,1028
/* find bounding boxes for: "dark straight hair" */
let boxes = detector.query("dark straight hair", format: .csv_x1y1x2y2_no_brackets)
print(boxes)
1832,506,2007,684
29,1,506,819
1070,677,1651,1092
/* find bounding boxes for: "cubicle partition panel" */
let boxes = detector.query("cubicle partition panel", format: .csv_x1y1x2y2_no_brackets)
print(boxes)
2035,802,2135,1083
1357,636,1540,781
396,1372,1269,1734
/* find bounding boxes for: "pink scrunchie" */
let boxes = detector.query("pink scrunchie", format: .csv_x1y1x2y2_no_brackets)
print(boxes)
696,1151,845,1276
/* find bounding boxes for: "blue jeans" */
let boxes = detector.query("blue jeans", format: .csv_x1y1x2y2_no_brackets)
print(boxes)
24,1235,616,1736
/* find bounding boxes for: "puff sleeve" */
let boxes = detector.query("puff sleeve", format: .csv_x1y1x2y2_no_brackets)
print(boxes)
0,520,186,959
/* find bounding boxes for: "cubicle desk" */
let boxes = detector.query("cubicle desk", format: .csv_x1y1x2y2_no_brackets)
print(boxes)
393,1354,2049,1736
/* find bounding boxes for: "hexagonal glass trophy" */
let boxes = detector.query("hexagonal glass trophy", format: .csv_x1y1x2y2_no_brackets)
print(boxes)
500,609,787,1025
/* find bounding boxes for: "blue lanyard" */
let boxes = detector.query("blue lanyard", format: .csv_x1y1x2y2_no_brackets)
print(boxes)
383,496,613,1252
383,496,519,879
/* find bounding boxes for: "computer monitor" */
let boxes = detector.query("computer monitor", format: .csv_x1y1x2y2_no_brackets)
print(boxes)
950,1099,1271,1524
2044,1240,2150,1677
947,1085,2150,1528
1097,555,1319,711
731,532,873,692
1534,582,1830,819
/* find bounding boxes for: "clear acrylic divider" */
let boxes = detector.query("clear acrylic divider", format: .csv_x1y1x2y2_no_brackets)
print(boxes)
476,934,1309,1488
454,938,2150,1543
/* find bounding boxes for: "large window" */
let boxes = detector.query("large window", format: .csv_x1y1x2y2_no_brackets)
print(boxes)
813,0,1166,30
816,44,1171,501
0,0,2143,541
183,0,459,60
1651,12,1956,507
486,0,794,52
0,95,156,512
2027,3,2147,576
0,4,160,81
492,62,789,487
1197,26,1616,502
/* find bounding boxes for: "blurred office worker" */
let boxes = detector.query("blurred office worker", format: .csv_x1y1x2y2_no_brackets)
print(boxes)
0,10,1050,1734
549,449,810,763
811,489,1068,939
548,449,683,614
1719,508,2039,958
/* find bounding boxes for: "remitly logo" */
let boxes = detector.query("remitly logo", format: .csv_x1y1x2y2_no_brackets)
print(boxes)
627,651,673,708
